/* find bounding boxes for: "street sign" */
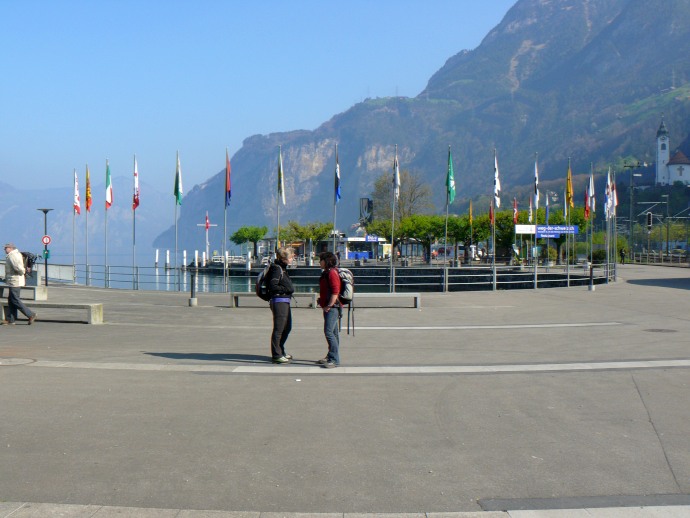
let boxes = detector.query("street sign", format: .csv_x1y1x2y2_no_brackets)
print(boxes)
41,235,51,245
536,225,579,239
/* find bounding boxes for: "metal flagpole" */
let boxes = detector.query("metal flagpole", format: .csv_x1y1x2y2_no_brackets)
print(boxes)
132,155,137,290
72,169,76,283
104,160,109,289
85,165,89,286
332,144,338,254
390,145,399,293
492,199,496,291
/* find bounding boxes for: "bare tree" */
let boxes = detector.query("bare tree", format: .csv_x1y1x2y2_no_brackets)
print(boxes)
371,169,434,222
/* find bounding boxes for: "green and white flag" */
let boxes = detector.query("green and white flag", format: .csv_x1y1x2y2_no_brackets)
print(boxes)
446,147,456,204
174,152,183,205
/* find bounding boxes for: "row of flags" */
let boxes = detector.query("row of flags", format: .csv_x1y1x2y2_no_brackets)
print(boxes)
71,147,621,229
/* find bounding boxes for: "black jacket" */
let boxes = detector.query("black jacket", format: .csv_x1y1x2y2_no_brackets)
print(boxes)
267,260,294,297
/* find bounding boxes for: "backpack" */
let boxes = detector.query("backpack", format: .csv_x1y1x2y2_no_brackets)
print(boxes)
337,267,354,304
21,251,37,275
255,263,281,301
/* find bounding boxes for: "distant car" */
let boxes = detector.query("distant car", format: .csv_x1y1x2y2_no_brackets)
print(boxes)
671,248,686,255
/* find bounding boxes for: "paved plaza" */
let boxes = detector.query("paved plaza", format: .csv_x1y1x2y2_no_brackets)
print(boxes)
1,264,689,517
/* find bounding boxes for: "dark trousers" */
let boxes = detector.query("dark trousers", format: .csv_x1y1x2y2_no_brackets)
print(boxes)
7,287,35,322
270,302,292,358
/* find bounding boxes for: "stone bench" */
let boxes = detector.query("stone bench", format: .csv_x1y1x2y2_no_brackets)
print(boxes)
230,292,318,308
1,301,103,324
0,284,48,301
353,292,421,309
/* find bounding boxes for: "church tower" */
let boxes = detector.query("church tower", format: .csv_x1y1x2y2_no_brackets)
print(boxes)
656,118,670,185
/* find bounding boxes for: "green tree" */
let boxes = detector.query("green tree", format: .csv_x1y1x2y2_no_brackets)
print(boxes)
281,221,332,258
230,226,268,263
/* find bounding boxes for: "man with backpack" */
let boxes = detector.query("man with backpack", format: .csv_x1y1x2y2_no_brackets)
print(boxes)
316,251,341,368
2,243,37,325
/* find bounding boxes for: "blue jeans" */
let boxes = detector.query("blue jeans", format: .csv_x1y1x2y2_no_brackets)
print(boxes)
323,308,340,364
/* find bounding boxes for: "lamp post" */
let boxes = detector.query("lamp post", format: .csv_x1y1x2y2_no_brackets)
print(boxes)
661,194,670,255
623,161,646,259
37,208,53,286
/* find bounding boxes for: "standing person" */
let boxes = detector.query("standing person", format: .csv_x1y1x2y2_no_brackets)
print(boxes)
620,248,626,264
316,251,341,369
267,247,295,364
2,243,37,325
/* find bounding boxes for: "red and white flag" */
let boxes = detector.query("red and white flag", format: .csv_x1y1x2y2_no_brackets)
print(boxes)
73,169,81,215
513,197,518,224
132,157,140,210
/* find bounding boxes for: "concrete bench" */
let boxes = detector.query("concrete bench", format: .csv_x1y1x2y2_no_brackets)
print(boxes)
354,292,421,309
0,284,48,301
230,292,318,308
1,301,103,324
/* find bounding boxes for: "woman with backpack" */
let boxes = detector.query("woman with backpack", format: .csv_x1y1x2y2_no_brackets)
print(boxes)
316,251,341,369
267,247,295,364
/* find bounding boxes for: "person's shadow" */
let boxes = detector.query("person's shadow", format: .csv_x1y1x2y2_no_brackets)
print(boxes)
144,352,268,363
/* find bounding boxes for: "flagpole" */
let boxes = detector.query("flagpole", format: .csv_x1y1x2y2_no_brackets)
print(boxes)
533,153,539,289
390,145,398,293
223,148,229,293
613,169,618,282
277,146,282,251
104,159,109,289
491,199,496,291
85,165,89,286
132,155,136,290
72,169,76,283
332,144,338,254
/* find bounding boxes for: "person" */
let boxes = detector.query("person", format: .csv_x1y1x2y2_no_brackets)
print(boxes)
316,251,341,369
267,247,295,364
620,248,626,265
2,243,37,325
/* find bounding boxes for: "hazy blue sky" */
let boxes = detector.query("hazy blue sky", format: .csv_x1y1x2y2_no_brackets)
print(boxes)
1,0,515,195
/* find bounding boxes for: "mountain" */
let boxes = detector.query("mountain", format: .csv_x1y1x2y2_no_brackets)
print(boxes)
0,176,170,267
155,0,690,252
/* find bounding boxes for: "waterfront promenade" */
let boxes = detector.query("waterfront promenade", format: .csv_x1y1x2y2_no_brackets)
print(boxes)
1,264,689,517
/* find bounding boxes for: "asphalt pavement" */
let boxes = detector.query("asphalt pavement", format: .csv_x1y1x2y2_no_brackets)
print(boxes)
1,263,689,517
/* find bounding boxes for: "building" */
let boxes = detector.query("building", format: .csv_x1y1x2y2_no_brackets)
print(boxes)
656,119,690,185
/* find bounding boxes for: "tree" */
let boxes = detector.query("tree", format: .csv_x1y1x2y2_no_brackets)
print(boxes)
230,226,268,263
371,169,434,222
281,221,332,258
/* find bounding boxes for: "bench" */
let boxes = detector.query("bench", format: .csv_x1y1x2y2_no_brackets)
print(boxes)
0,284,48,301
1,301,103,324
354,292,421,309
230,292,318,309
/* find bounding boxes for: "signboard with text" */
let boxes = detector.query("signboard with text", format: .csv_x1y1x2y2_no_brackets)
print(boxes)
536,225,579,238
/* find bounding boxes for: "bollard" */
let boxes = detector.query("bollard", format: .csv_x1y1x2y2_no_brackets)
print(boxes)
189,269,198,306
588,263,595,291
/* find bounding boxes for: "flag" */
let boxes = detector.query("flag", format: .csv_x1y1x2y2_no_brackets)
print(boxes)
584,187,590,221
493,150,501,208
513,197,518,224
446,147,456,205
278,146,286,205
563,189,568,219
132,157,140,210
528,197,533,223
205,212,210,231
334,145,341,204
566,159,574,208
534,157,540,210
85,165,92,212
489,201,495,225
225,148,232,207
469,199,473,224
73,170,81,215
611,177,618,216
589,169,596,214
605,167,612,220
174,152,183,206
105,159,113,209
545,192,550,223
393,149,400,201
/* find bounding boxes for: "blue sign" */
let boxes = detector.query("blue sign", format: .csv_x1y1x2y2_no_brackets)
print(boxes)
536,225,579,238
365,235,379,242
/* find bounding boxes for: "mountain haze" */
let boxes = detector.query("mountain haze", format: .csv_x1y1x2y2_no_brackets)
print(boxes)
153,0,690,252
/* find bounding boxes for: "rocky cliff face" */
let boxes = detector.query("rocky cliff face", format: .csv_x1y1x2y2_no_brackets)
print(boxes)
155,0,690,252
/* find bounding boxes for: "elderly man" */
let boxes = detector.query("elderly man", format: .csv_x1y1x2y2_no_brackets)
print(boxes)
2,243,37,325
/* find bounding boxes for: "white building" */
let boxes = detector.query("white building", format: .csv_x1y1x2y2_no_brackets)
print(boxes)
656,119,690,185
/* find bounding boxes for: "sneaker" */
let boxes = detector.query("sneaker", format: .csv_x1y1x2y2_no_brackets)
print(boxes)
316,357,329,365
1,320,15,325
284,354,293,360
322,361,337,369
28,314,37,325
272,356,291,364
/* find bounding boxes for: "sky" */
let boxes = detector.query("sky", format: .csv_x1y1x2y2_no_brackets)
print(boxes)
0,0,515,194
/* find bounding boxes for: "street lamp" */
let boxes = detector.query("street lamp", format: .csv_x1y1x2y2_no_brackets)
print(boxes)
37,208,53,287
623,161,646,258
661,194,670,255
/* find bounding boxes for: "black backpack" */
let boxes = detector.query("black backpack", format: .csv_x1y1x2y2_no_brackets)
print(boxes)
255,263,281,301
21,251,37,275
